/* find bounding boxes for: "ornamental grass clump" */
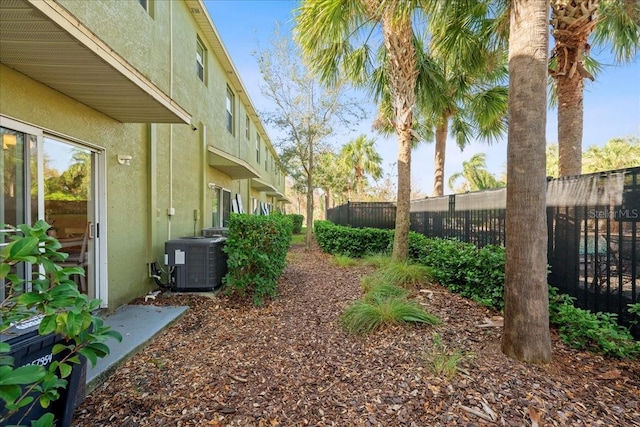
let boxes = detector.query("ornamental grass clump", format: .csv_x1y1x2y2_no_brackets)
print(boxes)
332,254,359,267
423,333,473,380
362,261,433,292
340,292,440,335
363,283,409,302
379,261,433,288
361,252,392,269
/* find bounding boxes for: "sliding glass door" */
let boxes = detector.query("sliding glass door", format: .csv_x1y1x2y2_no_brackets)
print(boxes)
1,126,36,299
43,137,96,295
0,117,103,300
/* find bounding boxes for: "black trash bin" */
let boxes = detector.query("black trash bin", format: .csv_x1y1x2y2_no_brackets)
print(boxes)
0,315,85,427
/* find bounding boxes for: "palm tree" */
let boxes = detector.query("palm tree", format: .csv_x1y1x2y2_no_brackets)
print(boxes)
339,134,383,200
367,5,509,198
546,144,560,178
424,3,509,196
549,0,640,176
426,59,508,196
583,136,640,172
295,0,425,261
448,153,505,193
502,0,552,363
547,136,639,176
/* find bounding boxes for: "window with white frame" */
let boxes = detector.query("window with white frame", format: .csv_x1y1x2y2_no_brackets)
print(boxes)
256,133,261,163
245,115,250,140
211,186,232,227
226,86,235,134
196,37,206,82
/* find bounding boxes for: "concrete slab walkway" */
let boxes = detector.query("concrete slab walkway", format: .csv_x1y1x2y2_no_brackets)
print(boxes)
85,304,189,394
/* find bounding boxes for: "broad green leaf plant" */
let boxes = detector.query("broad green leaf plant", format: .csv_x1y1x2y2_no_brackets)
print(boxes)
0,220,121,426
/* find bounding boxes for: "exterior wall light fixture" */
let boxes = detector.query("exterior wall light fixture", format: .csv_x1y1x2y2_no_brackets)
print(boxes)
117,154,132,166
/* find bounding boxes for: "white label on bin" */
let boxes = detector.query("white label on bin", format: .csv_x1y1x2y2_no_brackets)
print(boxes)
174,249,185,265
26,353,53,366
13,314,44,330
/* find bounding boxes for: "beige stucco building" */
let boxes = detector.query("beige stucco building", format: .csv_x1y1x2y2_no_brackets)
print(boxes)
0,0,287,310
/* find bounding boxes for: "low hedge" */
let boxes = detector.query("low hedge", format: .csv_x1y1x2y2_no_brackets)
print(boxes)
315,221,505,310
415,238,506,311
288,214,304,234
224,213,293,305
314,220,393,257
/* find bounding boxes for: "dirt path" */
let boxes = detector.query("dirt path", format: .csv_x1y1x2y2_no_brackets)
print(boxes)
73,243,640,426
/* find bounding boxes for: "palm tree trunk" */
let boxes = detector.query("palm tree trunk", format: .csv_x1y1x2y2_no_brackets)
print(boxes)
550,0,598,177
381,12,418,262
557,70,584,177
432,118,448,197
502,0,552,363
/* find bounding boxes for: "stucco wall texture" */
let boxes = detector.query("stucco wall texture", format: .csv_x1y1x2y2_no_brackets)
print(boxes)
1,0,285,310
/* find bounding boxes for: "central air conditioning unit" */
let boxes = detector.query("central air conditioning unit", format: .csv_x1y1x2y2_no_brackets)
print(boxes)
164,236,228,291
202,227,229,237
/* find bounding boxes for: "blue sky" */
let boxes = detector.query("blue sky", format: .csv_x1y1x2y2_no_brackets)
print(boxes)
204,0,640,195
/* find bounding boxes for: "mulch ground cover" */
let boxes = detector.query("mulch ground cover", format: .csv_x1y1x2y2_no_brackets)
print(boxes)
72,241,640,426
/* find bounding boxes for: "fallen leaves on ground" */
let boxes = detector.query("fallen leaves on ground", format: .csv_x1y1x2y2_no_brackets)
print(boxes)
73,242,640,426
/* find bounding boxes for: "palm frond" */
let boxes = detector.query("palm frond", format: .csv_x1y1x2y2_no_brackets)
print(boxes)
592,0,640,63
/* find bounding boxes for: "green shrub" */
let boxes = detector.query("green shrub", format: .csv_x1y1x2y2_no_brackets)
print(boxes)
628,302,640,326
288,214,304,234
548,287,640,358
317,223,504,309
314,220,392,257
223,214,293,306
1,221,121,425
408,231,430,260
340,295,440,335
416,238,505,310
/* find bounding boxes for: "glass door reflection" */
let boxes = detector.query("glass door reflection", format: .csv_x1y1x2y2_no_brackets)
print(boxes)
43,138,93,294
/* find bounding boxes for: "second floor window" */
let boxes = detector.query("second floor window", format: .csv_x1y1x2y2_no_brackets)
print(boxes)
226,86,235,134
256,134,261,163
196,38,205,82
138,0,154,17
245,115,250,140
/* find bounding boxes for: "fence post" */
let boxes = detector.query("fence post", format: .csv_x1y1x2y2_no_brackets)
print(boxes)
464,210,471,242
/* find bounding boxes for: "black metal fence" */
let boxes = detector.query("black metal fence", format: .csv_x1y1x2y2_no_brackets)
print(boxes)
326,167,640,334
327,201,396,229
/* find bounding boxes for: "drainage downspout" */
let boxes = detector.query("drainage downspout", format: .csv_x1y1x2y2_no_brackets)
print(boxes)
167,0,175,240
